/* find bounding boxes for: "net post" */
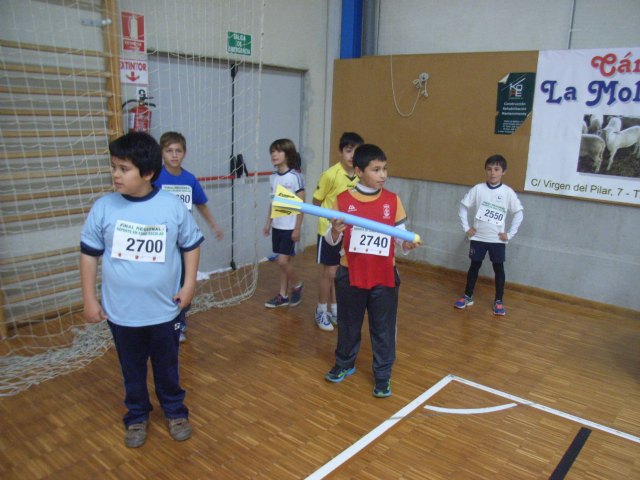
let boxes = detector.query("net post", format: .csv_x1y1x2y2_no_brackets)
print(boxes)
103,0,123,139
0,290,7,340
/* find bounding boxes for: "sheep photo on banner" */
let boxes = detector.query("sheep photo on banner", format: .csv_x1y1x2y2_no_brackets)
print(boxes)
526,47,640,206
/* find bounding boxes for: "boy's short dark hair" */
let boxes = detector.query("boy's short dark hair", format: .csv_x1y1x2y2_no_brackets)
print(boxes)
269,138,299,170
339,132,364,151
485,154,507,171
159,131,187,152
353,144,386,171
109,131,162,182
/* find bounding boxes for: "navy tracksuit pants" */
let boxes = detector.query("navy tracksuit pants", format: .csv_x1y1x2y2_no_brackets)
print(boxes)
108,317,188,427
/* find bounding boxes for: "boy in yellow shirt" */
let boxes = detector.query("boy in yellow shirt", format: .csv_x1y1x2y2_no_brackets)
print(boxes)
312,132,364,331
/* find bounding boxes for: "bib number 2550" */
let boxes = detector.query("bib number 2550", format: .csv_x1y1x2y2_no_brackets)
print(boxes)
475,200,506,226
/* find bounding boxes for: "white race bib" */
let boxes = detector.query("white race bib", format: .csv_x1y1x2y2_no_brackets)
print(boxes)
111,220,167,263
475,200,506,226
162,184,193,210
349,226,391,257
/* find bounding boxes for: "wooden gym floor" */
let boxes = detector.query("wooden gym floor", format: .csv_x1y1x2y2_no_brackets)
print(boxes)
1,248,639,479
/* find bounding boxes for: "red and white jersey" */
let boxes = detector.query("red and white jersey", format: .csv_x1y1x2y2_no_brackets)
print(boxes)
336,188,406,289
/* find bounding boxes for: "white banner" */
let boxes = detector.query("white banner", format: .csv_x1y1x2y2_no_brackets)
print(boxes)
526,48,640,205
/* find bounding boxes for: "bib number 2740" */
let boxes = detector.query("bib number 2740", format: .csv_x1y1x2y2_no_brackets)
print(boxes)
349,226,391,257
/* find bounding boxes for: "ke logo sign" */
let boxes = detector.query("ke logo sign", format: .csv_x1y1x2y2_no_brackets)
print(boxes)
122,11,145,53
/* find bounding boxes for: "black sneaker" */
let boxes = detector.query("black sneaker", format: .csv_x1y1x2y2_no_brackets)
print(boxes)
289,283,303,306
325,365,356,383
264,294,289,308
373,379,392,398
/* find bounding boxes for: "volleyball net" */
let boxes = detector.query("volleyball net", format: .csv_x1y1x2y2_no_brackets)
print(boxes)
0,0,265,395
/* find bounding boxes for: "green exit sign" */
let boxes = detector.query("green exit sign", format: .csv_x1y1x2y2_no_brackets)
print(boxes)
227,31,252,56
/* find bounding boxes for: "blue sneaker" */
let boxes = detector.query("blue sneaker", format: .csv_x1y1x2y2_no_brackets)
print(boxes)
267,254,278,261
325,365,356,383
289,283,303,307
373,379,392,398
454,294,474,309
265,294,289,308
493,300,506,316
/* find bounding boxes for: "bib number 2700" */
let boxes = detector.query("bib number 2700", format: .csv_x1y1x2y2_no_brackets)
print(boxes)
111,220,167,262
126,238,164,254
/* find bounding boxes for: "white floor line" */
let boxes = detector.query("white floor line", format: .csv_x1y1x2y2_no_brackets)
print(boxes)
304,374,454,480
451,375,640,444
424,403,518,415
306,373,640,479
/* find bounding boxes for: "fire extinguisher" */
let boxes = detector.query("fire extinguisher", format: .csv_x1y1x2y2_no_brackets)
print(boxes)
122,89,156,133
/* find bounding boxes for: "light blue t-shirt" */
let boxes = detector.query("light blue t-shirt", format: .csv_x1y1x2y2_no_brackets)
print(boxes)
80,188,204,327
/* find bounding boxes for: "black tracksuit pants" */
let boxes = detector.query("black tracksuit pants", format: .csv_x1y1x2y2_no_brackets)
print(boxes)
334,265,400,381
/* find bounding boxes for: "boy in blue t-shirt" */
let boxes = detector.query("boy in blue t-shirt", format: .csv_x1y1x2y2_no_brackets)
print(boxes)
154,131,223,240
80,132,204,448
154,131,223,342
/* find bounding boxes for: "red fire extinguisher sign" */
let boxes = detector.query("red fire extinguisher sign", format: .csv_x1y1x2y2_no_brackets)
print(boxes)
121,11,145,53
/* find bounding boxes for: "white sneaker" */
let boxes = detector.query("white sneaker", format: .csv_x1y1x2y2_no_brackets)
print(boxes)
315,309,334,331
328,311,338,326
